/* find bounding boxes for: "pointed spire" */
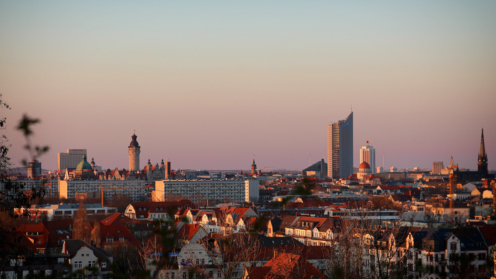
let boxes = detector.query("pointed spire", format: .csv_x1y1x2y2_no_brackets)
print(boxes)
480,128,486,157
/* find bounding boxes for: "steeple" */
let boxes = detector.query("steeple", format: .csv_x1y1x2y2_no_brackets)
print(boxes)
480,129,486,158
478,128,488,176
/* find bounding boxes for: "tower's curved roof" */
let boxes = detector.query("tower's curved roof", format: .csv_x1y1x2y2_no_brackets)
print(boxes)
129,133,140,148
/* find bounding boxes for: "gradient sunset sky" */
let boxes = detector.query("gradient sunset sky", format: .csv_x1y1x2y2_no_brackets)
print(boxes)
1,1,495,171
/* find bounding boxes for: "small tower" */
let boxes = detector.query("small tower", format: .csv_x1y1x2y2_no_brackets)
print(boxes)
251,159,257,175
128,133,141,172
91,158,96,169
478,129,488,176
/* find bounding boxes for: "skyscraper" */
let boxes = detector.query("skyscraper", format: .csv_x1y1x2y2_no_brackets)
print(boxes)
360,140,376,174
327,112,353,179
432,161,443,175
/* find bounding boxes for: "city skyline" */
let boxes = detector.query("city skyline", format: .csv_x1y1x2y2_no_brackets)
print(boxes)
1,1,495,171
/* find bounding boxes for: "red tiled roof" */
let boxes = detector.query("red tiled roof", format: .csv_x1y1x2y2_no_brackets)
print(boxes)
176,224,202,241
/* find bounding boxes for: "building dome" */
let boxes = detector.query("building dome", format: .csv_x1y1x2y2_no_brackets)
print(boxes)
75,155,93,171
359,162,371,170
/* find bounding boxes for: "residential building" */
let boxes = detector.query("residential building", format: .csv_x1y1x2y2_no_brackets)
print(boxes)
360,141,376,174
327,112,353,179
62,239,113,278
57,149,87,170
154,179,259,204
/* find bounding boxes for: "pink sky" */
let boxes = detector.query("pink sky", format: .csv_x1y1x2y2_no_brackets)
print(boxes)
1,1,495,171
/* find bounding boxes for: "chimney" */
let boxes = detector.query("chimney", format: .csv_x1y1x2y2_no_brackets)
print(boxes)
273,250,278,259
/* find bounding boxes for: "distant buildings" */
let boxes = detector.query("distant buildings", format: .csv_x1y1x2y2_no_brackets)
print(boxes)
57,149,87,170
59,179,148,202
432,161,443,175
359,140,375,174
327,112,353,179
154,179,259,203
27,159,41,179
302,159,327,179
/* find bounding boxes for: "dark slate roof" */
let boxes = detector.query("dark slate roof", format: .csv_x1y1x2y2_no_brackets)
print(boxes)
257,235,303,247
269,217,282,232
64,239,112,259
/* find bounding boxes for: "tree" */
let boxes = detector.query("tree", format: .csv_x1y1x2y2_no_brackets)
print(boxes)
73,202,90,242
108,194,133,213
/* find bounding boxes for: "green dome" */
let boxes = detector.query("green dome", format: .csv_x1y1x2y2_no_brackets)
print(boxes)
75,155,93,171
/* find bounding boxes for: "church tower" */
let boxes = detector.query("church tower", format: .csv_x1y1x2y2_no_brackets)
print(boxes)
251,159,257,175
128,133,141,172
478,128,488,176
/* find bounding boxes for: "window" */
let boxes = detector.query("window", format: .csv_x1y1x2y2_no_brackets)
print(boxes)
183,273,187,279
119,237,124,242
218,272,222,278
107,238,113,243
82,254,85,257
450,243,457,250
479,253,486,260
171,272,175,279
102,262,107,268
201,259,205,265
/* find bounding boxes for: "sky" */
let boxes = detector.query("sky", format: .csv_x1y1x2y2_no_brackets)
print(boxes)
1,1,495,172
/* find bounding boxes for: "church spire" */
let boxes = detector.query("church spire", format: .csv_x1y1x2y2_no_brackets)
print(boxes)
478,128,488,176
480,128,486,157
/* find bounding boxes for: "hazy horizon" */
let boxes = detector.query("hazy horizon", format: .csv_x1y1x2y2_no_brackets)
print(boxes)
1,1,495,171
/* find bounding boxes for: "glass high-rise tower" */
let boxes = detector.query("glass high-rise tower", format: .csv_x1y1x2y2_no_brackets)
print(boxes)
327,112,353,179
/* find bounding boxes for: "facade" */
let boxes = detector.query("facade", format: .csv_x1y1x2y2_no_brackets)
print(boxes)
359,140,375,174
432,161,444,175
154,179,259,203
59,179,148,201
327,112,353,179
2,179,60,197
57,149,87,170
128,133,141,172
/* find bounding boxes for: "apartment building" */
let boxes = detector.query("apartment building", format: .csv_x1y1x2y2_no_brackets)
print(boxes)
154,179,259,203
59,179,148,202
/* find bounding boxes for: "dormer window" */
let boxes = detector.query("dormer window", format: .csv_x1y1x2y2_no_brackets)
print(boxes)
107,238,114,243
119,237,124,242
102,262,107,268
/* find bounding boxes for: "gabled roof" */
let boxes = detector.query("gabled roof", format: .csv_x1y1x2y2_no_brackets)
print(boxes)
98,224,139,245
248,252,328,279
176,224,202,241
63,239,112,259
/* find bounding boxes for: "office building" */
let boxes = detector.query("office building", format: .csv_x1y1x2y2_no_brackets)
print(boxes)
57,149,87,170
432,161,443,175
27,160,42,179
327,112,353,179
359,140,375,174
154,179,259,204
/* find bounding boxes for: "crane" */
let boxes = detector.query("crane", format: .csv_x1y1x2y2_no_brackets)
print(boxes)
99,184,127,206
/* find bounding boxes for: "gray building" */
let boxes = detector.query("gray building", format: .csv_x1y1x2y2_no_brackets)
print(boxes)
327,112,353,179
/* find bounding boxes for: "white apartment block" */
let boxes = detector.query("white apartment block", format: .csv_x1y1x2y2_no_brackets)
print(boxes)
154,179,259,203
59,180,148,202
57,149,87,170
15,203,117,219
